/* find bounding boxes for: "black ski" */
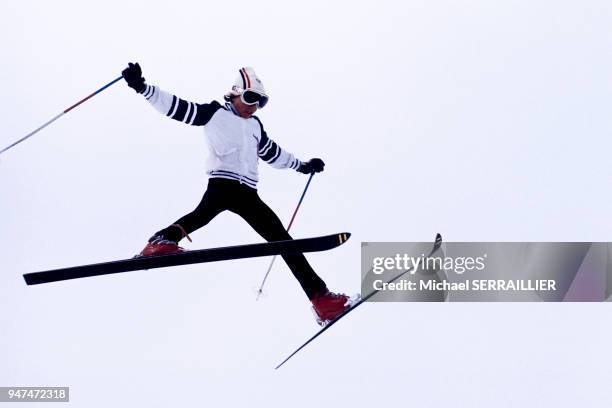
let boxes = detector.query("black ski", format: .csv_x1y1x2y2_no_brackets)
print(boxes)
23,232,351,285
275,233,442,369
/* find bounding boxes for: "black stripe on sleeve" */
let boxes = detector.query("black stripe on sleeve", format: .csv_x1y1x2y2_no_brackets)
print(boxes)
260,143,279,162
258,132,270,152
167,96,177,117
185,103,195,123
146,86,156,99
259,138,271,154
269,146,282,163
191,101,223,126
253,116,273,155
253,116,282,163
171,99,189,121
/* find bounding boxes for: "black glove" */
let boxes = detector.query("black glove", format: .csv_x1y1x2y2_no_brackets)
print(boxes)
122,62,147,94
298,158,325,174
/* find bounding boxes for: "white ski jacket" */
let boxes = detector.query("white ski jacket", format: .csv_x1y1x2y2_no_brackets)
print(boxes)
141,84,303,189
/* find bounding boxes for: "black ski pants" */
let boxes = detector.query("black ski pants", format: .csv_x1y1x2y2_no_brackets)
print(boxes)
154,177,328,299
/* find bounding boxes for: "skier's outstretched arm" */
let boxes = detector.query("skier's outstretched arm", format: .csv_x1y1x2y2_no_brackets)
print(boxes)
122,62,221,126
252,116,325,175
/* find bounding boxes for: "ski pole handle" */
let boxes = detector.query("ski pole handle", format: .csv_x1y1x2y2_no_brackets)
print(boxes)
0,75,124,156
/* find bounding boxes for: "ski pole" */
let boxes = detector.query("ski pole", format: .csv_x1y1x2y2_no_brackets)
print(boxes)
255,172,315,300
0,75,124,156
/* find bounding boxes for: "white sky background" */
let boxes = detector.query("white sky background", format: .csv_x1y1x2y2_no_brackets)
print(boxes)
1,0,611,406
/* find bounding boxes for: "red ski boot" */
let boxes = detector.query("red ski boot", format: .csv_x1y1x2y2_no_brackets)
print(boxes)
311,291,360,326
138,236,185,257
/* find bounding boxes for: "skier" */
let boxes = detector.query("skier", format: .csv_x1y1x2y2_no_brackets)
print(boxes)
121,62,357,325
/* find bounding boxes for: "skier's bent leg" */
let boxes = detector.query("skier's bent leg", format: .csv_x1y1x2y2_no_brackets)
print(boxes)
152,180,226,243
231,189,328,299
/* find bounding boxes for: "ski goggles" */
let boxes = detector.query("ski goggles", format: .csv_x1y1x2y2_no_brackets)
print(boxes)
240,90,269,108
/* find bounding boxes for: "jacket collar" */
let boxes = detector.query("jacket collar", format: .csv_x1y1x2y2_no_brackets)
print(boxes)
225,102,239,116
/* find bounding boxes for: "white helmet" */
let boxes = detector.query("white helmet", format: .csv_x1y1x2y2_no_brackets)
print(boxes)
225,67,268,107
